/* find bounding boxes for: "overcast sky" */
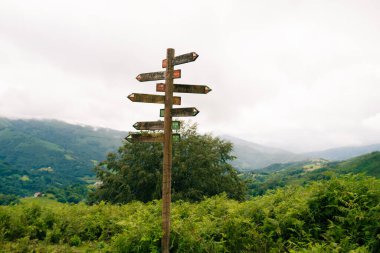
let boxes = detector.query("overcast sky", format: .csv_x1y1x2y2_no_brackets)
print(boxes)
0,0,379,152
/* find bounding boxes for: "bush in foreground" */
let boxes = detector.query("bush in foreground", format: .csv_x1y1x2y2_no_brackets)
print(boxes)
0,175,378,252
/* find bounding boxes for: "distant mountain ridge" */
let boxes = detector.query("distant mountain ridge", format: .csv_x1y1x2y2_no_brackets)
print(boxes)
221,135,305,171
1,115,379,180
303,143,380,161
245,151,380,196
0,117,125,177
221,135,380,171
0,117,126,196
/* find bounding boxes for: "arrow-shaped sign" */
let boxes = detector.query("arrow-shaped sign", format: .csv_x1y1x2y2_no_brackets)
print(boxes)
136,70,181,82
162,52,199,68
133,121,180,131
128,93,181,105
156,83,212,94
125,132,180,143
160,107,199,117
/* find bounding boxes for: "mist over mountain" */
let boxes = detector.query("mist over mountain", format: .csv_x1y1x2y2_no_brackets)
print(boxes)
221,135,305,171
303,143,380,161
1,116,379,179
0,117,125,177
222,135,380,171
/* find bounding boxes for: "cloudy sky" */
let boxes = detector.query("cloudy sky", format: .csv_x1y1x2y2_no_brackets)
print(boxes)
0,0,379,152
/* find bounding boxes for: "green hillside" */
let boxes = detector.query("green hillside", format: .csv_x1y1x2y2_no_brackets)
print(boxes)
223,135,380,171
245,151,380,196
328,151,380,178
1,175,378,252
0,118,125,198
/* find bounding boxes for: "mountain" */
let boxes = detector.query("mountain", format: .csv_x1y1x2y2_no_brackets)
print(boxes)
1,116,379,197
0,117,126,197
221,135,305,171
222,135,380,171
327,151,380,178
245,151,380,196
303,143,380,161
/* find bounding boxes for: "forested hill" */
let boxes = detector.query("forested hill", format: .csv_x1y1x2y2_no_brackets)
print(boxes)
223,135,380,171
259,151,380,178
0,117,125,196
246,151,380,196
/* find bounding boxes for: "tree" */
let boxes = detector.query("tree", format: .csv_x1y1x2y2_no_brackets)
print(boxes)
0,194,20,205
90,123,246,204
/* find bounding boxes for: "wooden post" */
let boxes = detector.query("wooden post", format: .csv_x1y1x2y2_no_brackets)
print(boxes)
129,48,206,252
162,48,174,253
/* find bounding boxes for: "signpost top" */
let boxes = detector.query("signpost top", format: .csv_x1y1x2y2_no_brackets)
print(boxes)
162,52,199,68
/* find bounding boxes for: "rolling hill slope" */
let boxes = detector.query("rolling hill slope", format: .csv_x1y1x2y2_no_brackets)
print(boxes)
0,117,126,196
221,135,305,170
0,117,125,176
1,116,379,198
245,151,380,196
222,135,380,171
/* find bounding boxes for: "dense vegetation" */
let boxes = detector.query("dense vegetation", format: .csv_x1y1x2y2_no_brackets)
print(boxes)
0,175,378,252
0,118,124,198
245,152,380,196
0,156,89,203
91,124,246,203
1,118,380,252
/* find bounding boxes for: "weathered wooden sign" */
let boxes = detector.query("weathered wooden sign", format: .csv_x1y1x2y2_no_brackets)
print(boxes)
136,70,181,82
125,132,180,143
133,121,180,131
128,49,210,253
128,93,181,105
160,107,199,117
156,83,212,94
162,52,199,68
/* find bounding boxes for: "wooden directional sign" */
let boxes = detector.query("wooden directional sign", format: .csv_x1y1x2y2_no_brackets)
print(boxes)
129,49,208,253
133,121,180,131
125,132,180,143
128,93,181,105
136,70,181,82
160,107,199,117
156,83,212,94
162,52,199,68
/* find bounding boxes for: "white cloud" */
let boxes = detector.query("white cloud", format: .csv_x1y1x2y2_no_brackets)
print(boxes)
0,0,380,152
363,113,380,130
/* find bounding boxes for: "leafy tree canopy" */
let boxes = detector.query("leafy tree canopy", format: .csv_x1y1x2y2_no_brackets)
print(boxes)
90,123,246,203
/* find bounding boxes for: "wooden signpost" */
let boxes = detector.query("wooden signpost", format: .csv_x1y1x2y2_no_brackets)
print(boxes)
156,83,212,94
133,121,180,131
136,70,181,82
128,93,181,105
160,107,200,117
127,48,211,253
125,132,181,143
162,52,199,68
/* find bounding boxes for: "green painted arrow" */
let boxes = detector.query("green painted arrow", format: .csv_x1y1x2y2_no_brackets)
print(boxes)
133,121,180,131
